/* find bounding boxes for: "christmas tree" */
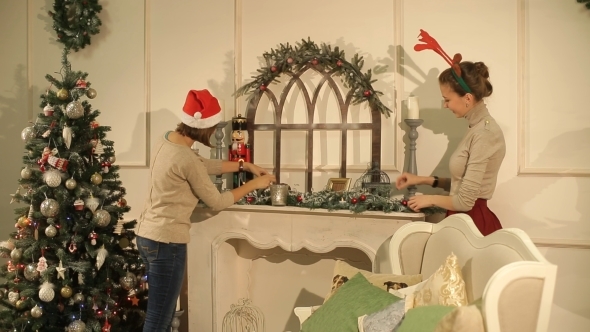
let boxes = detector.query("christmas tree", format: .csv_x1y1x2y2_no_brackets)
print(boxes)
0,49,146,332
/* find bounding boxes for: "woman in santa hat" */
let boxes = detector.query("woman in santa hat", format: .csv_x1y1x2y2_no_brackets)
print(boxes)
135,89,276,332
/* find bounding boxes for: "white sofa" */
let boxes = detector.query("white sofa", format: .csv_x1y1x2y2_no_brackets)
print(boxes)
294,214,557,332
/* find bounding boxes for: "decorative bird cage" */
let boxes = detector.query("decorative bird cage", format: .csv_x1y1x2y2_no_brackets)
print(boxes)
354,162,391,196
222,298,265,332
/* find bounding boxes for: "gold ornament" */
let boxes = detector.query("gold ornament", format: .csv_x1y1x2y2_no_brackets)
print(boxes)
86,88,97,99
90,172,103,185
60,285,73,298
57,88,69,100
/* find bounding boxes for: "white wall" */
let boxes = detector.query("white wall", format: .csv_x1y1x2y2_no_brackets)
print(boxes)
0,0,588,331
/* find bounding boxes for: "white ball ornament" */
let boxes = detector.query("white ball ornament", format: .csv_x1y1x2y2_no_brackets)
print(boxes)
39,282,55,302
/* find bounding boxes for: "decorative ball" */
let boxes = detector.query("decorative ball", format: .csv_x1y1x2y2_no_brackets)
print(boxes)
296,195,303,203
10,248,22,262
73,292,84,304
86,88,97,99
65,178,77,190
56,88,69,100
119,237,130,249
21,126,36,142
31,305,43,318
15,299,26,309
93,209,111,227
90,172,102,185
119,272,137,290
363,90,371,97
65,101,84,119
311,58,319,65
336,60,343,67
17,216,29,228
60,285,73,298
117,198,127,207
44,169,62,187
68,320,86,332
351,197,358,204
40,198,60,217
359,194,366,202
8,291,19,304
45,224,58,238
21,166,33,179
107,155,116,164
246,196,254,203
24,263,40,281
270,65,277,72
402,199,408,206
259,85,267,91
287,57,294,64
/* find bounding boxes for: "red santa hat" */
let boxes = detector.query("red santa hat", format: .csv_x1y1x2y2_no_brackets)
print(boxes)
180,89,222,129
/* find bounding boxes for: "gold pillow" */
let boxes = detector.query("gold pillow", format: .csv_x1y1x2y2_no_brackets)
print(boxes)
324,260,422,302
406,252,468,311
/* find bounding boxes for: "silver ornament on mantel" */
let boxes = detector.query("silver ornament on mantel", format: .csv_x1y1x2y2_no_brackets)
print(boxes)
65,100,84,119
68,319,86,332
45,224,58,238
40,198,60,217
93,209,111,227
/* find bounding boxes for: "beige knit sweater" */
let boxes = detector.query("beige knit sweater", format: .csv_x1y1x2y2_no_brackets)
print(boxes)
136,133,234,243
449,102,506,211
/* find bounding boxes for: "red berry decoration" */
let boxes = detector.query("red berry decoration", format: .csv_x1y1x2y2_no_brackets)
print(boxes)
351,197,358,204
359,194,366,202
311,58,319,65
287,57,294,64
363,90,372,97
271,66,278,72
402,199,408,206
246,196,254,203
336,60,343,67
260,85,267,91
297,195,303,202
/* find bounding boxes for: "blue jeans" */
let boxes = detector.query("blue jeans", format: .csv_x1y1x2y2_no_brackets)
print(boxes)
137,236,187,332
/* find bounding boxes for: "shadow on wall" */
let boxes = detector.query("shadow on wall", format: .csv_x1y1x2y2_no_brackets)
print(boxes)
0,65,30,242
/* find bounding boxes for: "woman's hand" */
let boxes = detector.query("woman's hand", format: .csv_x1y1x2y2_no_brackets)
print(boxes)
396,172,423,190
245,163,269,176
249,174,276,190
407,195,434,212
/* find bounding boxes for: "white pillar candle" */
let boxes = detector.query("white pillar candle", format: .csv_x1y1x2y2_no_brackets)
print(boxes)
176,296,181,311
407,96,420,119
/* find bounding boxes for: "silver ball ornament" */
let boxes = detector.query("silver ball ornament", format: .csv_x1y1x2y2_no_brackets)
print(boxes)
73,292,85,304
21,126,36,142
24,263,40,281
31,305,43,318
68,320,86,332
93,209,111,227
45,224,58,237
65,101,84,119
119,272,137,290
86,88,97,99
107,155,116,163
10,248,22,262
40,198,60,217
21,166,33,179
65,178,77,190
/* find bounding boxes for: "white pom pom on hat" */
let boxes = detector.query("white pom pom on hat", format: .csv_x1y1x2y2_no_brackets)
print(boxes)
180,89,222,128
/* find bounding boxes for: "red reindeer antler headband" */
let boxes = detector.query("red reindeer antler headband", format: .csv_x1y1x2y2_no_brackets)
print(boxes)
414,29,472,93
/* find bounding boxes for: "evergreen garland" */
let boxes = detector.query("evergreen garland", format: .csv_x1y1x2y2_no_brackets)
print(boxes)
48,0,103,52
578,0,590,9
234,188,446,216
234,37,393,118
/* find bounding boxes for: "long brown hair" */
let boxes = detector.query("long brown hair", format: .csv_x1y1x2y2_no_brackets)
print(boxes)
175,122,217,148
438,61,493,101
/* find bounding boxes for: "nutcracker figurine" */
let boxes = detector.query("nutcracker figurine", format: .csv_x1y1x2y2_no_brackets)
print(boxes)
228,114,252,188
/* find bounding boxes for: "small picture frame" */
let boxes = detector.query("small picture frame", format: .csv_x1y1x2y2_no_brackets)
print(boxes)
326,178,351,192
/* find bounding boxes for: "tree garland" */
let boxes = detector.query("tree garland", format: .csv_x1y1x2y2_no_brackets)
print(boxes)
234,37,393,118
49,0,103,52
578,0,590,9
233,188,446,216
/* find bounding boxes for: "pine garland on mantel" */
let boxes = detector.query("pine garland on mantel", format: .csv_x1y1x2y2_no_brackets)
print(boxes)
234,188,446,216
578,0,590,10
234,37,393,118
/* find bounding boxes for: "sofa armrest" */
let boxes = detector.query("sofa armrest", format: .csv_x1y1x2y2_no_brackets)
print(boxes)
294,305,321,326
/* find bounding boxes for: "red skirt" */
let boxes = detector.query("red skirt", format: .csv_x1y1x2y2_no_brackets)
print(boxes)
446,198,502,236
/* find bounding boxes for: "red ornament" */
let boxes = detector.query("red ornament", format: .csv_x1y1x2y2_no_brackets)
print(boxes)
351,197,358,204
359,194,366,202
246,196,254,203
297,195,303,203
363,90,372,97
402,199,408,206
117,198,127,207
58,34,63,39
287,57,294,64
270,66,278,72
311,58,319,66
260,85,267,91
91,121,100,129
336,60,343,67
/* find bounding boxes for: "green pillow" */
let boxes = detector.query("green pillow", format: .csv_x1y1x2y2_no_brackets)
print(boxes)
301,272,401,332
396,305,456,332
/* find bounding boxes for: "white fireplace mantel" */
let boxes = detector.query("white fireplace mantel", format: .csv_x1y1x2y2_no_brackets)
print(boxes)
184,205,425,331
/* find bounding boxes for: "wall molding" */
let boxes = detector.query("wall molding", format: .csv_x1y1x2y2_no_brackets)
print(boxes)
533,238,590,250
516,0,590,177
